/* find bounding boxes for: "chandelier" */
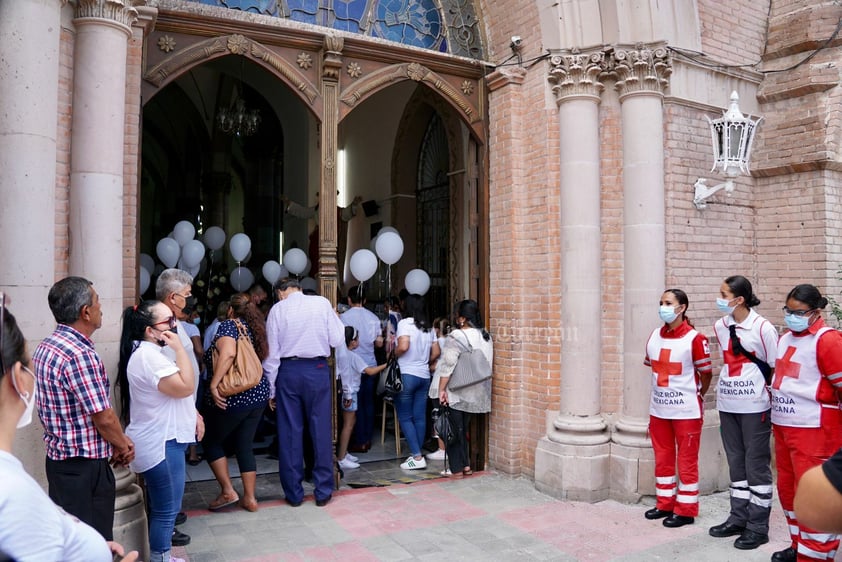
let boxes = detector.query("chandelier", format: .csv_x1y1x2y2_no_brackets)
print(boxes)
217,85,261,137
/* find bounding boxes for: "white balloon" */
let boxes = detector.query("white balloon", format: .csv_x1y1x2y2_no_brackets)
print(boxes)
229,233,252,262
375,232,404,265
173,221,195,247
283,248,308,275
278,264,289,279
378,226,399,236
230,266,255,292
262,260,283,285
349,249,378,282
405,269,431,296
139,266,151,294
303,259,312,276
139,253,155,273
300,276,317,293
156,238,180,268
204,226,226,251
182,240,205,268
186,263,201,278
369,235,378,252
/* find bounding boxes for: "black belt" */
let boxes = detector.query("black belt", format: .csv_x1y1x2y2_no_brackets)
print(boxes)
280,356,327,361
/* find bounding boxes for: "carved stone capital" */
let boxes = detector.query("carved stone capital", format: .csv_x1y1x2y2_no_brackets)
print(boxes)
609,43,671,99
547,51,606,104
73,0,138,29
322,34,343,80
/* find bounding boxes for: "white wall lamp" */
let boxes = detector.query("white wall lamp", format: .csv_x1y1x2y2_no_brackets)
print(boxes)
693,91,762,210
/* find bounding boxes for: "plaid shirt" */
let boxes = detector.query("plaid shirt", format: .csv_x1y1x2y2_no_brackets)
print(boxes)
32,324,113,460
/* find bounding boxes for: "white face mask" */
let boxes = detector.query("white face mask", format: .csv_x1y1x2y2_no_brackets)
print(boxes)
12,366,37,429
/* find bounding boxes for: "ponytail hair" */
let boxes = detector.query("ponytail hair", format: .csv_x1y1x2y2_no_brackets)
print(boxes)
116,300,158,425
786,284,829,310
724,275,761,308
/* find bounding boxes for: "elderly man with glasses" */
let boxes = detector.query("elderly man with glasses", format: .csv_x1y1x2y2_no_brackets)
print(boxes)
31,276,135,541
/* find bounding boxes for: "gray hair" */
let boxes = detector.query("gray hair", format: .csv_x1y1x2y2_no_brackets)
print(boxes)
155,268,194,300
274,277,300,292
48,276,93,325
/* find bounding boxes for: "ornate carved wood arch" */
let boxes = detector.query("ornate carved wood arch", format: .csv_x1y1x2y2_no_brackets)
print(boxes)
143,34,320,110
338,61,483,137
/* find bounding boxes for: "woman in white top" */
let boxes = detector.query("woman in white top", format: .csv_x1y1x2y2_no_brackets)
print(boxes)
437,300,493,477
709,275,778,549
394,294,440,470
117,300,199,562
0,297,137,562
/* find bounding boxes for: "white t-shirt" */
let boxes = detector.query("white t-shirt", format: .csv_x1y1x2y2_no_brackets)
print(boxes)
0,450,111,562
182,321,200,339
336,344,369,398
341,306,381,366
162,320,201,395
127,341,197,473
396,318,436,378
203,318,221,352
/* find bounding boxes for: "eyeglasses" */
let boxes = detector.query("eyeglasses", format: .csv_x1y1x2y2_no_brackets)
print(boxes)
782,307,816,317
153,316,177,329
0,292,5,375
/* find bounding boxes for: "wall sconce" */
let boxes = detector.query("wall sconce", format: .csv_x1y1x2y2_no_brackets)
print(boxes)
693,91,762,209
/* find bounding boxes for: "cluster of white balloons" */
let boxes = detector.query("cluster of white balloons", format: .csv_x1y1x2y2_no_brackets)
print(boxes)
348,227,431,296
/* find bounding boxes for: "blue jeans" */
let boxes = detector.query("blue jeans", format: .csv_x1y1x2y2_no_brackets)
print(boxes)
143,439,187,560
393,374,430,456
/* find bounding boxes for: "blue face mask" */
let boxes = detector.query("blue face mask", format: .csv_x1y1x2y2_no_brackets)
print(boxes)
659,305,678,324
784,313,810,333
192,317,201,326
716,298,736,315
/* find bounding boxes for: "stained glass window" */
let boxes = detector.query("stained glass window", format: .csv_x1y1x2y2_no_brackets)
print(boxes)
187,0,482,58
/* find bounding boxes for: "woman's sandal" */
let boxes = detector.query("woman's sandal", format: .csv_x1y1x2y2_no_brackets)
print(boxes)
208,494,239,511
239,498,258,512
462,468,473,476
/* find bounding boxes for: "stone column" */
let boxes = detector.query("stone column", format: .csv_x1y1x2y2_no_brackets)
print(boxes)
609,43,672,502
535,51,610,502
69,1,148,556
0,0,61,336
68,0,137,350
319,34,342,307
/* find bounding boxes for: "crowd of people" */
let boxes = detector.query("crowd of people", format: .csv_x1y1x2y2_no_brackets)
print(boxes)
644,277,842,562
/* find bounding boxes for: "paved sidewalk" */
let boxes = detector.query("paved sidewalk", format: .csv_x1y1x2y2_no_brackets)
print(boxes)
173,472,811,561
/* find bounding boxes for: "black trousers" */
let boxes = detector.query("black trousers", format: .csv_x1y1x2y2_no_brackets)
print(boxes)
45,456,115,540
720,410,773,534
202,405,265,472
444,408,471,473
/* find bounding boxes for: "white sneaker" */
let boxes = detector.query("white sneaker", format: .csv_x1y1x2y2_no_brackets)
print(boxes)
400,456,427,470
338,457,360,469
344,452,359,463
426,449,446,461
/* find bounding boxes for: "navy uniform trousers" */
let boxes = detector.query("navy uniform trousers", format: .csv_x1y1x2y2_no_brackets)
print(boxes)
275,358,334,503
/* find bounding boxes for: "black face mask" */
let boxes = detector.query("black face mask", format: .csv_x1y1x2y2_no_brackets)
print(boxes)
181,296,198,315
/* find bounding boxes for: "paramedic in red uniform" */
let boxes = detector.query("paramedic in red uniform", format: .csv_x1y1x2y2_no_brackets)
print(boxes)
771,284,842,562
643,288,712,528
709,275,778,550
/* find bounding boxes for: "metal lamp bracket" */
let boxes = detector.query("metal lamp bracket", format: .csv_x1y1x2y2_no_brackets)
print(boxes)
693,177,735,210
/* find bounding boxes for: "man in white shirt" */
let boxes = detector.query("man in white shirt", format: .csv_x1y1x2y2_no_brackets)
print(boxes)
263,278,345,507
340,286,383,452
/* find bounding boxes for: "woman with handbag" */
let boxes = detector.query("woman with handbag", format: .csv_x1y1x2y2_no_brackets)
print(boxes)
395,294,440,470
117,301,199,562
202,293,271,512
708,275,778,550
437,300,493,478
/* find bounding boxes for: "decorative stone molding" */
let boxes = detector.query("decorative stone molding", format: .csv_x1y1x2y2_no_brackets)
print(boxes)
74,0,138,28
609,43,672,99
547,50,606,104
485,67,526,92
144,34,319,105
346,62,362,79
297,52,313,70
322,34,344,80
341,62,480,123
157,35,175,53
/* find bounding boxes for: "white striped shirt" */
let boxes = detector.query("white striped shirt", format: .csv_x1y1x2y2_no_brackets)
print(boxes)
262,290,345,387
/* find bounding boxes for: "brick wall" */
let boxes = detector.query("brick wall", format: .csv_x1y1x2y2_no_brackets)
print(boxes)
697,0,771,64
55,28,74,281
124,25,144,307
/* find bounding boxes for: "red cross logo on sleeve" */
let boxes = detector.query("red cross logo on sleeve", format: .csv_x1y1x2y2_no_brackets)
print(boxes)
723,342,748,377
652,348,683,387
772,346,801,389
